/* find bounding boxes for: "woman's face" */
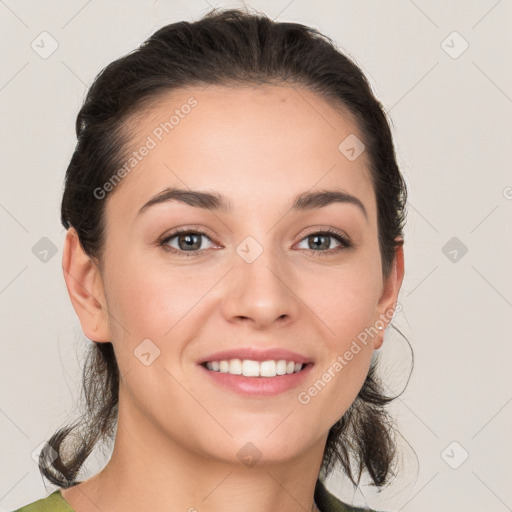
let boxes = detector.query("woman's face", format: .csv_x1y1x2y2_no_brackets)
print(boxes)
71,84,403,466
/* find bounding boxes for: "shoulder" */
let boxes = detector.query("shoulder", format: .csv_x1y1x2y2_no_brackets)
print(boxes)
314,478,385,512
10,490,74,512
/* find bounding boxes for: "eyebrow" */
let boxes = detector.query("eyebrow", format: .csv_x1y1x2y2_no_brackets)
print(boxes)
137,187,368,220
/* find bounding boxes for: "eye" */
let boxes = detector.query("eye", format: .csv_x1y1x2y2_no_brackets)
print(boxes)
158,227,352,257
159,228,216,256
296,229,352,255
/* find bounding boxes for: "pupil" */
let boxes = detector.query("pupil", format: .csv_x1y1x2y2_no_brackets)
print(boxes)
310,234,329,250
180,234,201,251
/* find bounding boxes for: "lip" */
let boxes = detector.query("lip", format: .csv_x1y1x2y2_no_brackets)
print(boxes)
199,362,314,397
197,347,312,365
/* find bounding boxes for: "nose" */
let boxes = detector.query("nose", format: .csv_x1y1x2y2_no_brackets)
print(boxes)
220,247,300,329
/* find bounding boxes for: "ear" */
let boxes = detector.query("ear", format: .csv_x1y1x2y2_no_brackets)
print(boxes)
62,227,111,342
372,239,405,350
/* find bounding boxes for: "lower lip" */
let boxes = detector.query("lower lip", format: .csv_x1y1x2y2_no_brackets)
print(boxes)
198,363,314,397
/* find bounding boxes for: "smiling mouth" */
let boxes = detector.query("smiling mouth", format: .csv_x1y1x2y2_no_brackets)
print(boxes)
200,359,312,378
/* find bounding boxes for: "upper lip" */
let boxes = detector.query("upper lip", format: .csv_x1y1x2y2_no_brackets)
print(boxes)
198,347,312,365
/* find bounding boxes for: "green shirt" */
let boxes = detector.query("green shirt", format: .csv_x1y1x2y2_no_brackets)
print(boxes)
11,478,381,512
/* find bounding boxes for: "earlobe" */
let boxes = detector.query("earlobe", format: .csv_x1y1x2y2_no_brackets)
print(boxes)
373,240,405,350
62,227,111,343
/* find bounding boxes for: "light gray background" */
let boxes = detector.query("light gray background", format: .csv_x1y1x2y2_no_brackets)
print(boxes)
1,1,511,511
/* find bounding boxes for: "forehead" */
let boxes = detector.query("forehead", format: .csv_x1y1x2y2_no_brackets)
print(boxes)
107,83,375,221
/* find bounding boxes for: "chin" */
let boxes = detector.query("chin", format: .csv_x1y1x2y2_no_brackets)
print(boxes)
209,432,313,467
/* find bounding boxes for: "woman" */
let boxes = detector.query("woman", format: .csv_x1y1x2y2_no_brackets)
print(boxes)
13,7,407,512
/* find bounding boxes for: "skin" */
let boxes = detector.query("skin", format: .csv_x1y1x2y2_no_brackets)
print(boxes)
61,84,404,512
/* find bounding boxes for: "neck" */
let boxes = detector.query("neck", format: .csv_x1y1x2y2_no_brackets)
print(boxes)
62,389,328,512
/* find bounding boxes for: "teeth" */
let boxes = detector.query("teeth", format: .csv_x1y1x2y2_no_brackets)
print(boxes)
260,360,276,377
205,359,304,377
243,359,259,377
230,359,243,375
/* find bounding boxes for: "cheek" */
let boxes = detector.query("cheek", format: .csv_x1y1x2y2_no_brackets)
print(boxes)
300,259,381,340
299,348,373,437
103,253,222,346
297,274,377,424
296,262,380,404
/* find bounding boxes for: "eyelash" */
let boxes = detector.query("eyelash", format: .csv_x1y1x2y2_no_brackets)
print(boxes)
157,227,352,258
